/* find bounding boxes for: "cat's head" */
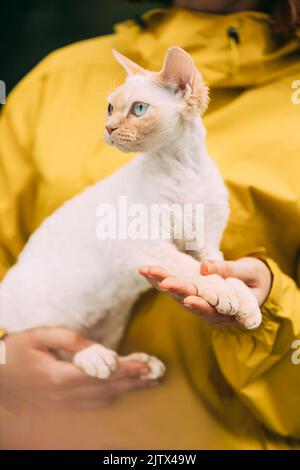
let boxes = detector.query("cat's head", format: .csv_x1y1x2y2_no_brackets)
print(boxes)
104,46,209,153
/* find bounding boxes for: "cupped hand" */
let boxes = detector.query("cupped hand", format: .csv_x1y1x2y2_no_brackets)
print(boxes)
0,328,157,413
140,257,272,326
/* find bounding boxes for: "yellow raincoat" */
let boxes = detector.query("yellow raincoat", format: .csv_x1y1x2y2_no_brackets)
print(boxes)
1,8,300,449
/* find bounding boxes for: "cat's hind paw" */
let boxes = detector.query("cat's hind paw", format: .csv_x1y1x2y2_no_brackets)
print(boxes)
120,353,166,380
73,344,118,379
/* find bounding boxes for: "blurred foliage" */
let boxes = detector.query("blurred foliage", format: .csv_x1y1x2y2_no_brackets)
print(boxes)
0,0,164,92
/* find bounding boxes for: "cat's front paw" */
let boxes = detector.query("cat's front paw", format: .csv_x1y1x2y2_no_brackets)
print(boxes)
120,353,166,380
191,274,262,329
225,277,262,329
192,274,240,316
73,344,118,379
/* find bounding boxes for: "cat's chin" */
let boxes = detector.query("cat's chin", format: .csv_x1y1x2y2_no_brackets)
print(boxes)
112,140,148,154
112,142,135,153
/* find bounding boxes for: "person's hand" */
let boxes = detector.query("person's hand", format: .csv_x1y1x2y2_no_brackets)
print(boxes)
0,328,157,412
140,257,272,326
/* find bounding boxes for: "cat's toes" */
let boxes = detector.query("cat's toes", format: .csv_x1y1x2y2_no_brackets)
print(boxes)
144,356,166,380
120,352,166,380
225,278,262,330
192,274,239,316
73,344,118,379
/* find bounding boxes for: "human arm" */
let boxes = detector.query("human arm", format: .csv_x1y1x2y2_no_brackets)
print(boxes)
0,328,155,412
140,256,300,438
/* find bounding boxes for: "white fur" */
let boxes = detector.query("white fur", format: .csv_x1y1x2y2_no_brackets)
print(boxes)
0,49,261,380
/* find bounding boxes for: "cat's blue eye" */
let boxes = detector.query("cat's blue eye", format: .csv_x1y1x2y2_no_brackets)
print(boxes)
108,103,113,115
131,102,149,117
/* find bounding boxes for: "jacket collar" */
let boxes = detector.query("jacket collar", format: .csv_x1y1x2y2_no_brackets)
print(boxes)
113,7,300,87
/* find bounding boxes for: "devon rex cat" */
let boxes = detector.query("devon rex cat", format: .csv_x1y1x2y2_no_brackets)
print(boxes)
0,47,261,380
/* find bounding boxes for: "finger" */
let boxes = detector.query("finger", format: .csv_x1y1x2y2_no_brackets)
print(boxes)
103,378,160,398
159,277,197,297
201,259,256,284
32,327,92,353
47,360,108,387
51,358,152,388
183,297,235,325
139,265,171,283
139,276,159,289
111,360,150,379
183,295,216,313
139,267,162,290
201,260,234,278
70,378,160,401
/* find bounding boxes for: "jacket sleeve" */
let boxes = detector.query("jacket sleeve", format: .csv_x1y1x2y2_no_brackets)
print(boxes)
211,255,300,438
0,69,44,281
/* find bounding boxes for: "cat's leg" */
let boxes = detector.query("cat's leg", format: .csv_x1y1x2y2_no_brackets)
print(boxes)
73,323,127,380
185,249,261,329
73,344,118,379
143,242,238,314
144,242,261,329
73,312,127,379
74,302,165,380
73,345,165,380
119,353,165,380
145,241,201,279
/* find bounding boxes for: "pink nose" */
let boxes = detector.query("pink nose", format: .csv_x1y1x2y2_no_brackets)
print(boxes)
106,125,118,135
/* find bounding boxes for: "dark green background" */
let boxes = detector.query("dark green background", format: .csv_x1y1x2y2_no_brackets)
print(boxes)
0,1,164,93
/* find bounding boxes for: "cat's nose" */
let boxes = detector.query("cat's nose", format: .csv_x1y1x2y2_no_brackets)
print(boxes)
106,125,118,135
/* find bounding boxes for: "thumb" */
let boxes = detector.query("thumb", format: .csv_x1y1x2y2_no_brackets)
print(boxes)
200,259,256,284
32,327,92,353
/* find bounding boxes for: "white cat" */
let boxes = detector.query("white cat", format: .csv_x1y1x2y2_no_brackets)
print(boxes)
0,47,261,380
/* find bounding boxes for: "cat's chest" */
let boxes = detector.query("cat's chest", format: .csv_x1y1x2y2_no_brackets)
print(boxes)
149,178,208,206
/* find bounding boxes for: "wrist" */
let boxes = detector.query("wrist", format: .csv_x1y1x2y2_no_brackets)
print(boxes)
253,256,283,313
255,258,273,306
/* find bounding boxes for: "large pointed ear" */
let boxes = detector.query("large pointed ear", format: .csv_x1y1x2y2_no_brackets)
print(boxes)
157,46,209,114
158,47,194,91
113,50,147,77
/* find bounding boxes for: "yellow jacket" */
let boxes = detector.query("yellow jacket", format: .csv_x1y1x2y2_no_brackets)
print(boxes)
1,8,300,449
